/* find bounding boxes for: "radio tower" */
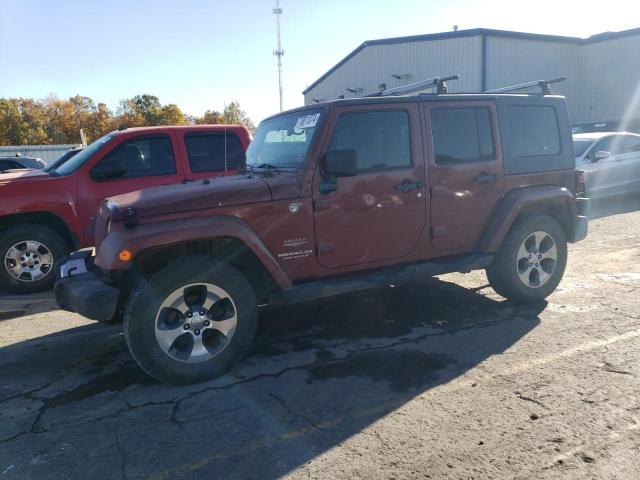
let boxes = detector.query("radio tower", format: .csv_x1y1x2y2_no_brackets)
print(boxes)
273,0,284,111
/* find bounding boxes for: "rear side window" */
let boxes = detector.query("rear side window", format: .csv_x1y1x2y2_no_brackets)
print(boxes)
185,133,245,172
431,108,495,165
508,106,560,157
96,135,176,178
328,110,411,172
622,135,640,153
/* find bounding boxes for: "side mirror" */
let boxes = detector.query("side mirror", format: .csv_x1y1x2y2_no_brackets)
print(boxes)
593,150,611,162
323,149,357,177
318,149,357,195
92,160,127,180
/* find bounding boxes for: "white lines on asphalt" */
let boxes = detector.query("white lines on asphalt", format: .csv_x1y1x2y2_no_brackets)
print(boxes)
124,326,640,480
546,303,600,313
597,272,640,287
419,327,640,400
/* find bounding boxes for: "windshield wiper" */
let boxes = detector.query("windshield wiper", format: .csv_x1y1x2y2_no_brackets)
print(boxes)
256,163,280,177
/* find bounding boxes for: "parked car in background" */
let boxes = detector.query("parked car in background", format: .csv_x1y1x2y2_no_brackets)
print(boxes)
44,147,84,172
0,155,46,171
572,120,640,135
0,125,250,294
573,132,640,198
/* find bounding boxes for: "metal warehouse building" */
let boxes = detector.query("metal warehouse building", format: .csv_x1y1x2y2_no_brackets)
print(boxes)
303,28,640,129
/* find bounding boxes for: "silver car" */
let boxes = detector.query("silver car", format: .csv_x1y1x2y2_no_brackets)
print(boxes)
573,132,640,198
0,155,46,172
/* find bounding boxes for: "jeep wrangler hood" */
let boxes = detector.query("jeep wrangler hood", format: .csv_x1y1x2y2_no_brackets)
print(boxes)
106,175,274,220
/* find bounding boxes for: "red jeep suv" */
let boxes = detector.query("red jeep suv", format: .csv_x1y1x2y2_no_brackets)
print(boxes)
55,77,589,383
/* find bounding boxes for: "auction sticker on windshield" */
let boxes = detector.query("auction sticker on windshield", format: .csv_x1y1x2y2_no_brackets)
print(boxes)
294,113,321,130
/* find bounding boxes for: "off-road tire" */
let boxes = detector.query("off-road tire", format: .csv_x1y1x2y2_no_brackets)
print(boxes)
0,224,70,294
124,255,258,384
486,214,567,303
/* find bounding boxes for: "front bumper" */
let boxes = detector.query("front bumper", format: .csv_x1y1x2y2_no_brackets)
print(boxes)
54,253,120,322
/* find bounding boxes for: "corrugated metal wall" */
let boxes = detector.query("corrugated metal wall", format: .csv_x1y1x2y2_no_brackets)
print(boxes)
304,36,482,105
0,144,80,164
575,35,640,124
303,32,640,126
484,37,581,121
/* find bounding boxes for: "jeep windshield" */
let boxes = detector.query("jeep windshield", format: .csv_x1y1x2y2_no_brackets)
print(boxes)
246,108,323,169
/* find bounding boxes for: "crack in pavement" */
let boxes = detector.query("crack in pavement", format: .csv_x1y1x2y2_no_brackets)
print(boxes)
268,392,334,434
542,417,640,471
1,315,501,442
0,374,66,405
115,429,127,480
5,316,640,478
514,391,549,410
601,361,634,376
3,310,633,448
0,357,341,443
0,395,50,443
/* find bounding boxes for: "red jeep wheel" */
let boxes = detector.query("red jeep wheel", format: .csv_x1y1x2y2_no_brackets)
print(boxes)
124,255,258,384
486,214,567,303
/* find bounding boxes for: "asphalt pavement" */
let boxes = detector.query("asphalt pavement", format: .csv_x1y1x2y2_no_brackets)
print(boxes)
1,195,639,479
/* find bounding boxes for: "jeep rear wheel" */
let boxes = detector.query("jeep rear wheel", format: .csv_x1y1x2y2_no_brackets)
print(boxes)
486,214,567,303
124,256,258,384
0,225,70,294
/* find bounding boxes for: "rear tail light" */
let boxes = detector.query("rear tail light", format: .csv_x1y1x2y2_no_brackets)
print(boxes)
562,171,582,196
576,171,586,197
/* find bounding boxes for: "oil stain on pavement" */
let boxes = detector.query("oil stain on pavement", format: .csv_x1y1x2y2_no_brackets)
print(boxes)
304,349,456,392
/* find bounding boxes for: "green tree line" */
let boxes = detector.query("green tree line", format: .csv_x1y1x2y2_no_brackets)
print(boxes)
0,94,255,146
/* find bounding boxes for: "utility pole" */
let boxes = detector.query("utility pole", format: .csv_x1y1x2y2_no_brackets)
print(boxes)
273,0,284,112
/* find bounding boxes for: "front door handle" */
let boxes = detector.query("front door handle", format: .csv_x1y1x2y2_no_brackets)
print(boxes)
395,179,424,193
474,172,499,184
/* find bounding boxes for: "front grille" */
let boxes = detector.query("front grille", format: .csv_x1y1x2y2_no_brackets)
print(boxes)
94,204,111,250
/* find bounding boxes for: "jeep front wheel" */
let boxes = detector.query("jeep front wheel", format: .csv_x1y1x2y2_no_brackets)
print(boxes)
486,214,567,303
124,256,258,384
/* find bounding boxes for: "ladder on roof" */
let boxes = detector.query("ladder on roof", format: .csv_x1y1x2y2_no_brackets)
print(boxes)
485,77,566,95
344,74,566,100
367,74,460,97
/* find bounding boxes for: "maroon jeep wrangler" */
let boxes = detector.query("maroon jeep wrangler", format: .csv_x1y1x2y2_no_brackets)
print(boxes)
55,79,589,383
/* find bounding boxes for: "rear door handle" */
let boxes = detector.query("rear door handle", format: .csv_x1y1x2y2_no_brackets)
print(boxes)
474,172,499,184
395,179,424,193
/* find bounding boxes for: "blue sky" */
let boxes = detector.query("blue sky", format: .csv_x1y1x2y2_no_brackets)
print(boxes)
0,0,638,124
